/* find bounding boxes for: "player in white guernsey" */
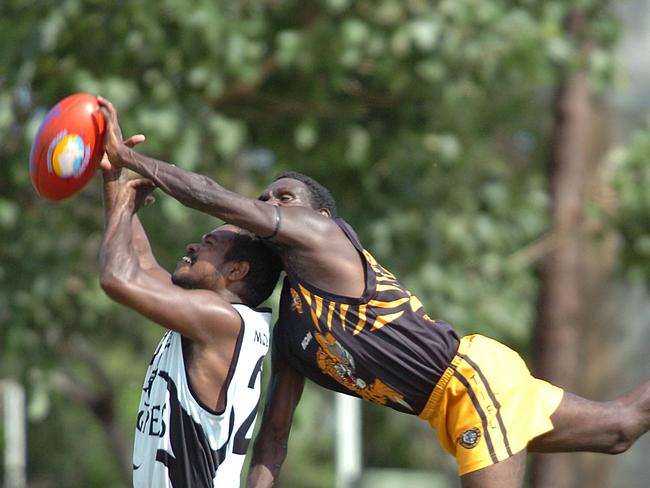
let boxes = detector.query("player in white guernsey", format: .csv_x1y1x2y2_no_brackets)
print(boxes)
98,140,281,488
132,306,271,487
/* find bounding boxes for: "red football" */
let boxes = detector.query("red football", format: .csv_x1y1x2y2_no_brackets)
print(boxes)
30,93,105,200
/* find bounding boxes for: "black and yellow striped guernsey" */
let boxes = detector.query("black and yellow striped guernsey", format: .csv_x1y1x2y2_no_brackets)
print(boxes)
273,218,460,415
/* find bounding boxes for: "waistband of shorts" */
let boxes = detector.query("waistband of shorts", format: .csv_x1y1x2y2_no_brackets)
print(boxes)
418,335,474,420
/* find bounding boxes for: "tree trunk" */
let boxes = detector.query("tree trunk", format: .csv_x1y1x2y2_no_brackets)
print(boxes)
531,69,592,488
531,9,614,487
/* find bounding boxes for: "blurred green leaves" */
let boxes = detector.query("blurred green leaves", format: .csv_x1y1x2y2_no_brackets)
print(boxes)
0,0,627,487
612,128,650,281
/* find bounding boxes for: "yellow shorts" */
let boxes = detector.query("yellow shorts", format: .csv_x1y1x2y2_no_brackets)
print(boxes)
419,334,564,475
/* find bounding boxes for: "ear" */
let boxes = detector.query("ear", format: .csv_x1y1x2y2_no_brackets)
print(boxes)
319,208,331,218
227,261,250,282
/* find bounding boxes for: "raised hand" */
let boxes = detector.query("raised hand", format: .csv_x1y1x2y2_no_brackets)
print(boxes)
101,132,152,216
100,133,146,177
114,178,157,215
98,96,129,170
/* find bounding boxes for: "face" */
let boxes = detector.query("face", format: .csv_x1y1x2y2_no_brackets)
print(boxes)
171,224,241,291
258,178,314,209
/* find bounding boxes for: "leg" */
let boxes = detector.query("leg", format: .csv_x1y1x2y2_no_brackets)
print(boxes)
460,450,527,488
529,380,650,454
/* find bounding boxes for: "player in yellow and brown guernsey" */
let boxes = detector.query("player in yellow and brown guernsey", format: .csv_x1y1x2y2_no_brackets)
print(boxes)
273,216,460,416
98,96,650,488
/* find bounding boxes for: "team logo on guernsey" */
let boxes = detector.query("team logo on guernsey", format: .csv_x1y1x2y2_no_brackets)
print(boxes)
313,330,413,411
290,288,303,314
458,427,482,449
317,332,367,389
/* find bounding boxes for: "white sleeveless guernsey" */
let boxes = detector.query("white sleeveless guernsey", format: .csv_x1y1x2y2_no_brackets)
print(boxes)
132,304,271,488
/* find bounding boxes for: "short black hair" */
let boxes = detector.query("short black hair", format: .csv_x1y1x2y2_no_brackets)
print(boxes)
224,232,282,307
273,171,337,217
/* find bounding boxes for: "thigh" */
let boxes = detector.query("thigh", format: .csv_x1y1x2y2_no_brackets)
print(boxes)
461,450,527,488
454,336,561,462
427,335,561,475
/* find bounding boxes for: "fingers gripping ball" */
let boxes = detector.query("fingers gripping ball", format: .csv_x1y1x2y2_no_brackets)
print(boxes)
30,93,106,200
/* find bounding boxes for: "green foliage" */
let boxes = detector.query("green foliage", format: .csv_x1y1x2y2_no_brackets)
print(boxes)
612,128,650,282
27,393,124,488
0,0,621,486
277,385,336,488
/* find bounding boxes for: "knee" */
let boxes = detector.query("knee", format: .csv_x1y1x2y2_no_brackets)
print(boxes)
607,391,650,455
605,438,632,455
605,420,637,455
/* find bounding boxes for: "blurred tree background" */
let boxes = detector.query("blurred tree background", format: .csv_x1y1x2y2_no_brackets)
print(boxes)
1,0,649,487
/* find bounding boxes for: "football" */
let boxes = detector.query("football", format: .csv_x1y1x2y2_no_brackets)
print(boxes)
29,93,106,200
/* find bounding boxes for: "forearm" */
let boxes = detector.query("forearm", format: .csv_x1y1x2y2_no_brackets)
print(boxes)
118,147,240,219
100,205,139,292
114,147,280,237
130,215,161,271
99,97,274,233
247,361,304,488
102,169,127,223
102,171,167,283
246,432,290,488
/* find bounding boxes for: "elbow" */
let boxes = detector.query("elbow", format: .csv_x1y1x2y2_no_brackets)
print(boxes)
254,421,291,460
99,270,127,300
249,432,288,484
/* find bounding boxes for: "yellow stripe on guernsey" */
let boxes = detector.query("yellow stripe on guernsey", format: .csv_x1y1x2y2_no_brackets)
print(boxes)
376,283,403,293
363,250,396,280
299,285,312,307
408,293,424,313
352,304,367,336
339,304,349,332
326,301,336,330
296,243,424,336
376,275,398,283
368,296,410,309
312,295,323,330
371,310,405,331
299,284,322,332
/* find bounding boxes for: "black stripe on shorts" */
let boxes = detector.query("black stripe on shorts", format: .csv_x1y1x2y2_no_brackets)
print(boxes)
459,354,513,457
453,370,499,464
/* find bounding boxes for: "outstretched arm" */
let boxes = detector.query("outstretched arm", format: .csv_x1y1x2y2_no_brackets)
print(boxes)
246,343,305,488
97,97,367,297
98,96,280,238
97,97,339,250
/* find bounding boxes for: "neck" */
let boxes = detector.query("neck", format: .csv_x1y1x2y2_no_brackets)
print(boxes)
221,287,245,305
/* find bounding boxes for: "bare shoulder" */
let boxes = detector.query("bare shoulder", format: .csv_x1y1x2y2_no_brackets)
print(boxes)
273,206,348,249
177,288,243,342
274,210,365,296
113,273,243,345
